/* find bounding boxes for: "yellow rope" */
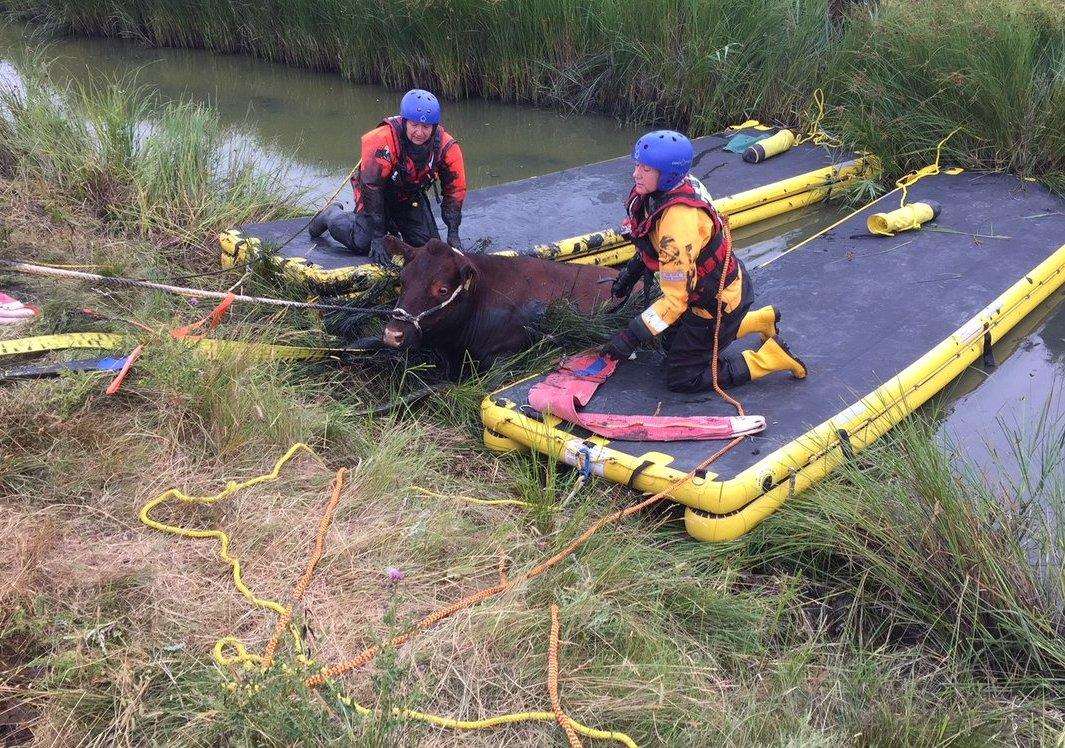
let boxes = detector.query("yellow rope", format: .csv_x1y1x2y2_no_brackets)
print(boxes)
333,697,638,747
795,89,842,148
140,446,638,747
727,118,764,130
895,128,965,207
268,161,361,259
139,442,325,671
410,484,536,509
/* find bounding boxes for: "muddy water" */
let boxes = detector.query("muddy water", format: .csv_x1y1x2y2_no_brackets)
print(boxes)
936,288,1064,508
2,26,1062,490
0,23,841,249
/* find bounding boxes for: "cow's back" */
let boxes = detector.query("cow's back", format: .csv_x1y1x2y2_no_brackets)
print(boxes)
428,253,620,368
470,254,617,315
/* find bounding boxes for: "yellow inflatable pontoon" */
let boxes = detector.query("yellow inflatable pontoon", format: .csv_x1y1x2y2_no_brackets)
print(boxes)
481,172,1065,541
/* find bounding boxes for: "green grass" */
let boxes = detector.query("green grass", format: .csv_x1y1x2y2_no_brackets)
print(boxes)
737,415,1064,693
4,407,1061,744
2,0,1062,193
2,271,1062,744
0,49,1062,747
0,54,302,254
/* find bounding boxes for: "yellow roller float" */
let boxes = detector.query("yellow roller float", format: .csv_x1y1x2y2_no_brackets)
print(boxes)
742,129,796,163
480,170,1065,542
867,200,942,236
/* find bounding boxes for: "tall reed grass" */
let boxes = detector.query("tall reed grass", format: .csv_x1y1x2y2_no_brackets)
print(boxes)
736,415,1064,695
0,57,301,248
4,0,1062,191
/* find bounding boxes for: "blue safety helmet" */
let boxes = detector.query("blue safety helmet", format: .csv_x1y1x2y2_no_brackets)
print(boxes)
400,89,441,125
632,130,693,192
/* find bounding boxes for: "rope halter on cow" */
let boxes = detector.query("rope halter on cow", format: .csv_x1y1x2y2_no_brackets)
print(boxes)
390,247,472,334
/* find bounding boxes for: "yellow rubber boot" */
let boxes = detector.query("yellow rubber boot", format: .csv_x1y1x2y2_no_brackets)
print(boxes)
741,336,807,380
737,305,779,341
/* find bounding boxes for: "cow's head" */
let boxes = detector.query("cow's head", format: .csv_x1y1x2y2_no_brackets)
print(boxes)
382,236,478,349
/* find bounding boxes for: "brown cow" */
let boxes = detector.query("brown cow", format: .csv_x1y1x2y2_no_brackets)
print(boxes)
381,237,617,370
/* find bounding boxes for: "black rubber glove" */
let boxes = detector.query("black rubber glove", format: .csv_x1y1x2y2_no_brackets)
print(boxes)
612,255,645,299
603,327,640,362
368,237,396,268
442,203,463,250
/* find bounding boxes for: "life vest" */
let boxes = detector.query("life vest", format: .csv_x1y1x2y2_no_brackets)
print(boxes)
624,175,737,303
380,116,457,195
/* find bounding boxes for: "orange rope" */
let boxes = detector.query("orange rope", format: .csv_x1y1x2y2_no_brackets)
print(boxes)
170,292,236,341
105,292,236,395
262,467,349,667
148,222,751,739
711,218,746,418
703,217,748,462
145,218,753,738
548,604,584,748
304,213,749,691
305,437,740,688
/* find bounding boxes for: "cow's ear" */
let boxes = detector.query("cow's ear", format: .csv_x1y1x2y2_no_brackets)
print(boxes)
457,254,478,288
384,235,415,262
424,238,451,256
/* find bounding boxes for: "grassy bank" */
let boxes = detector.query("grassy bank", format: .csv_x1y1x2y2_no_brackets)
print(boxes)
4,406,1062,745
0,54,301,258
2,66,1063,745
2,0,1063,193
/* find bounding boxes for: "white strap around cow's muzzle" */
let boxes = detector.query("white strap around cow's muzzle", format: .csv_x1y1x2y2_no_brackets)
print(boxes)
390,278,469,333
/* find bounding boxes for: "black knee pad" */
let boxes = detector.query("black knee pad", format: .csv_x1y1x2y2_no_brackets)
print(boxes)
327,212,371,254
665,365,710,393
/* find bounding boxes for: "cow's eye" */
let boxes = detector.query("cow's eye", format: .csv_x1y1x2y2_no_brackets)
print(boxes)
436,286,449,296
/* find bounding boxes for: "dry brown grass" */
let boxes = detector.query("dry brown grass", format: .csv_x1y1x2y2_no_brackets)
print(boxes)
0,387,638,745
2,320,1060,744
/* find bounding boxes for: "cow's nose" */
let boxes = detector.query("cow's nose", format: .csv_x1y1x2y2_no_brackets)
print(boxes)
382,326,404,347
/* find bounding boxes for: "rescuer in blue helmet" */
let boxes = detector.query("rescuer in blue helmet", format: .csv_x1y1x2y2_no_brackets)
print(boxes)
603,129,808,390
309,89,467,265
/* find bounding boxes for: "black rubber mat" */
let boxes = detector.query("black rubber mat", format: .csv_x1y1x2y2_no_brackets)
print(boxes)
491,172,1065,479
241,128,853,269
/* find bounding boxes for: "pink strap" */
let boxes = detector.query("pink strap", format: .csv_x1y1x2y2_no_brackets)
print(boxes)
528,353,765,441
0,291,39,323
